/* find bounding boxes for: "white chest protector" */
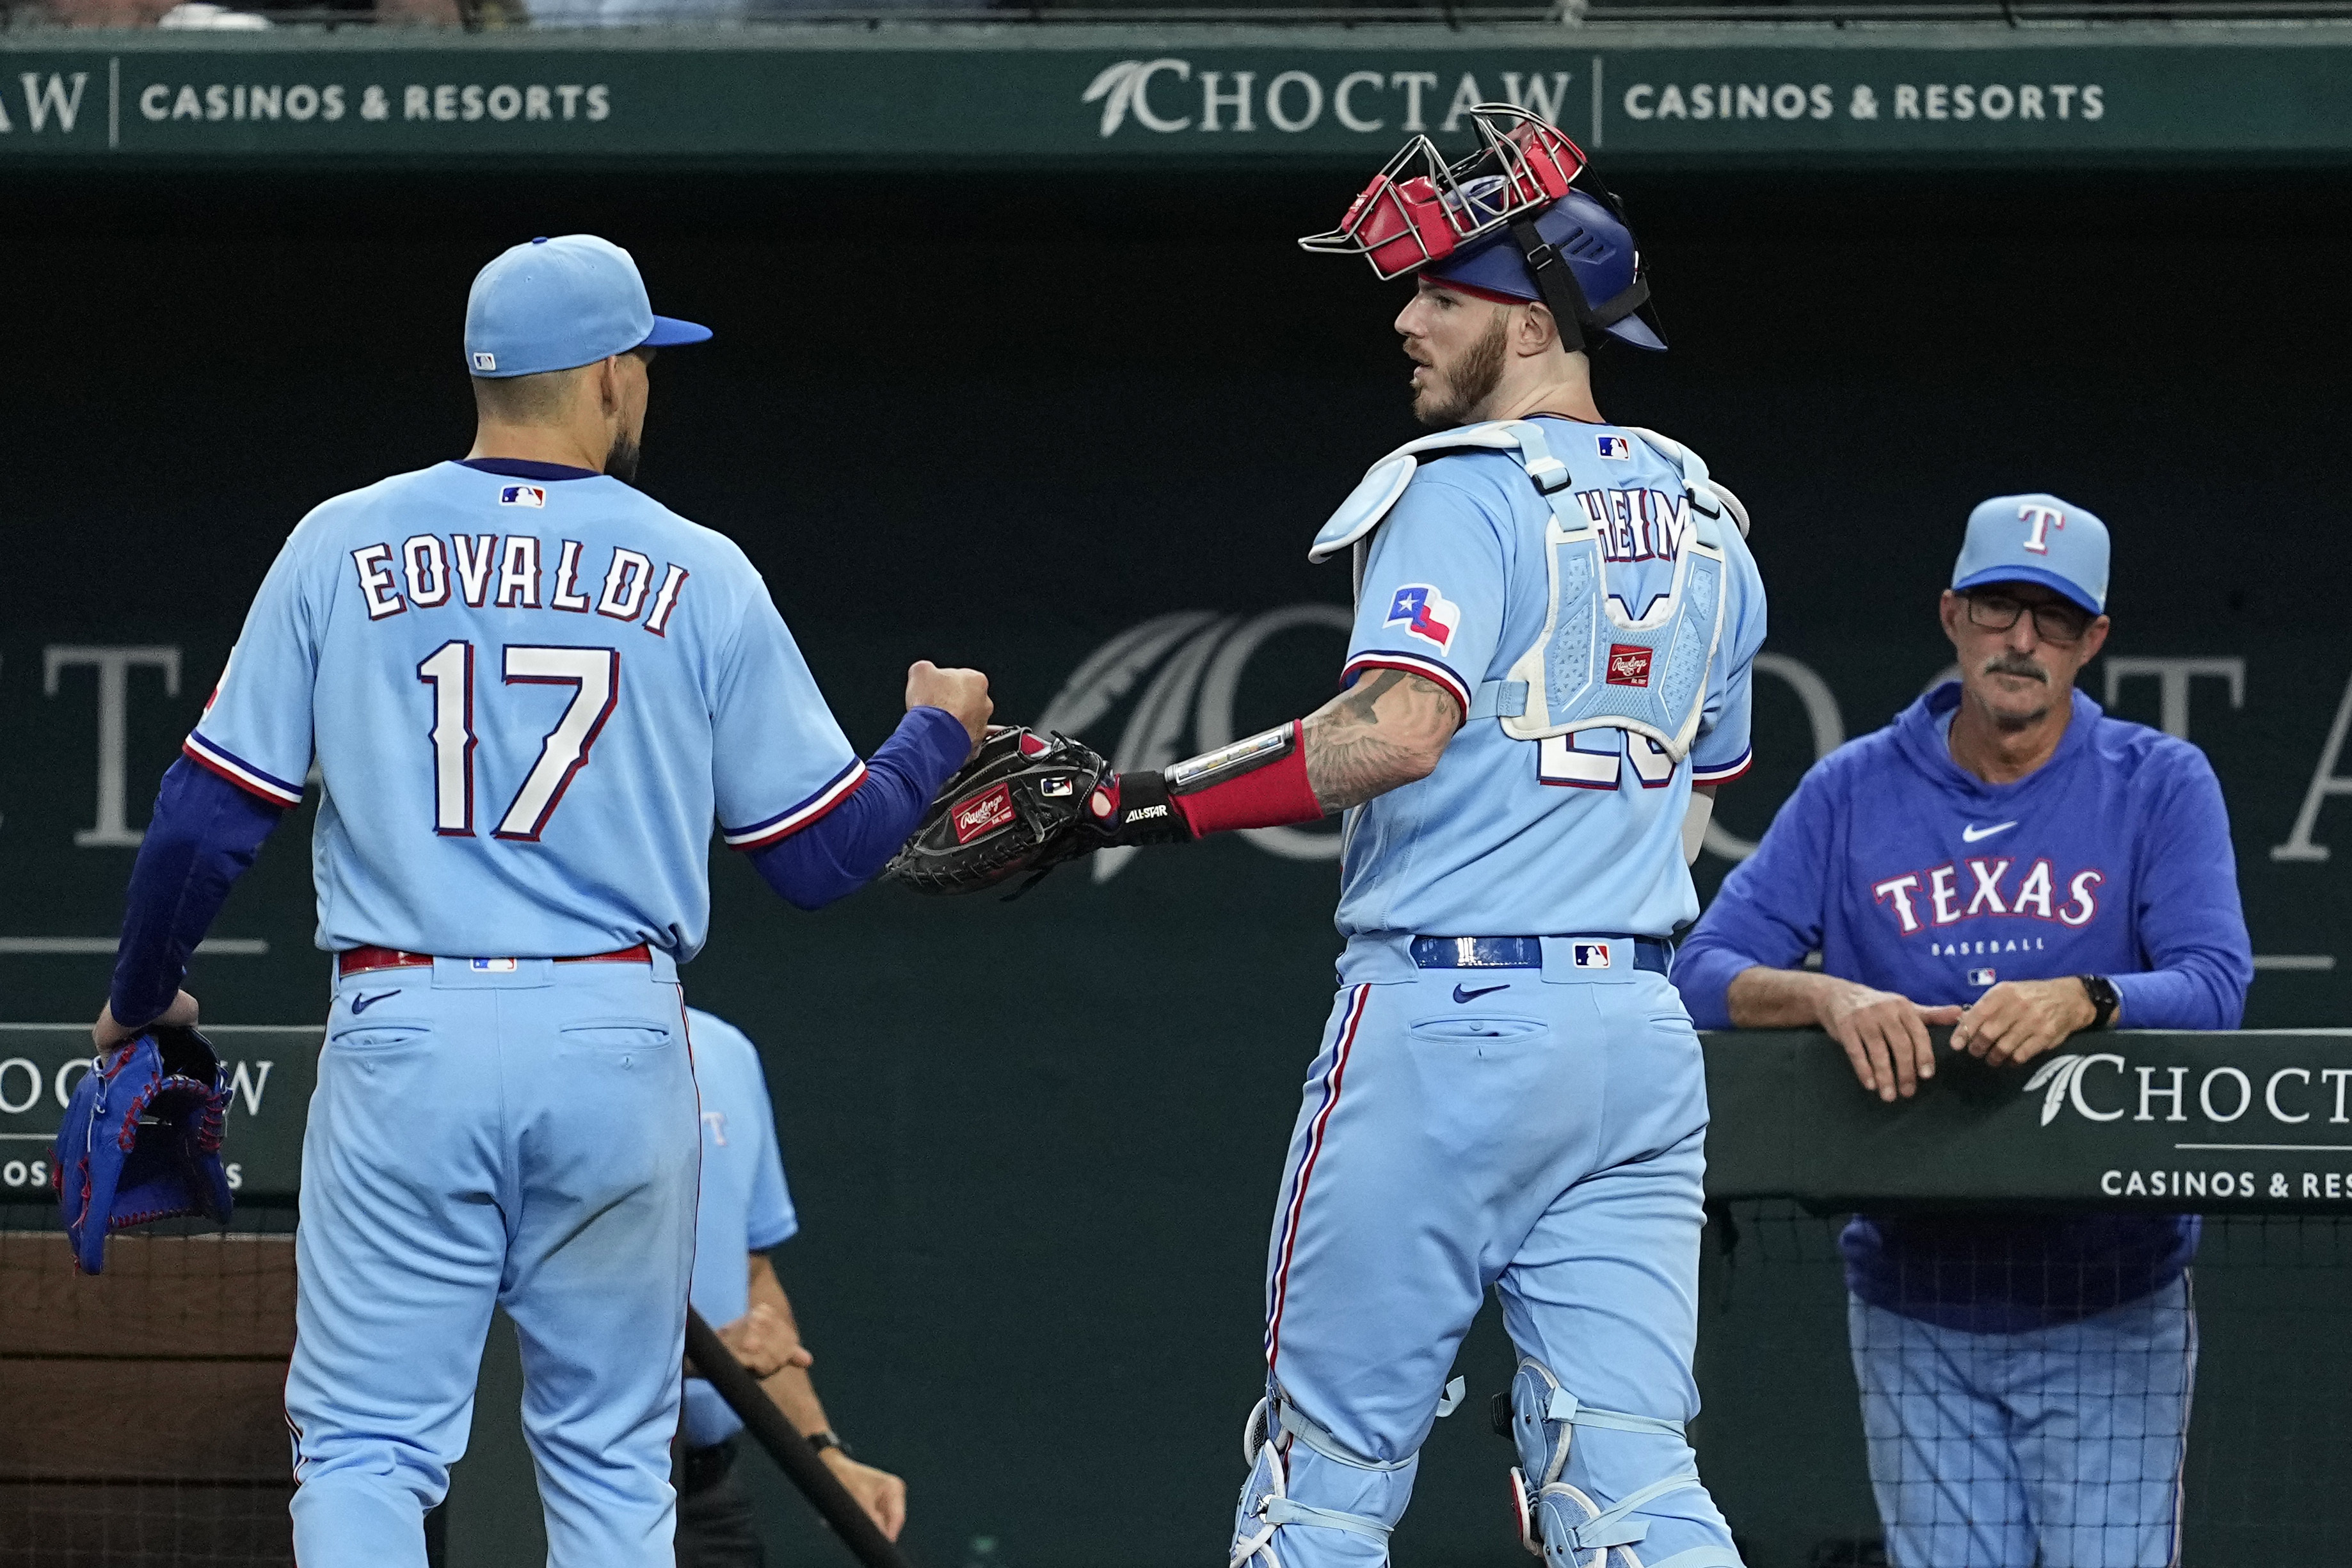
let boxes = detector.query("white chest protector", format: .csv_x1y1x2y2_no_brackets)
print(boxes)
1308,420,1747,762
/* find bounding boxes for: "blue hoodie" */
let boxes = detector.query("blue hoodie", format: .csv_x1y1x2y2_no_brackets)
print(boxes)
1677,682,2253,1332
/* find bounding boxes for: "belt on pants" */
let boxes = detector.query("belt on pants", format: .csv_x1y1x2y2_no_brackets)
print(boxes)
335,943,653,979
1408,934,1673,976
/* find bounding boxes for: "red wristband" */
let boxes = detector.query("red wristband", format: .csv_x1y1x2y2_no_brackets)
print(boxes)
1167,724,1324,836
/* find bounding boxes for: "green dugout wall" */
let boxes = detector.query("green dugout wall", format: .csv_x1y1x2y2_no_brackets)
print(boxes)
1,26,2349,1563
6,23,2352,167
19,1027,2352,1209
4,1022,2350,1565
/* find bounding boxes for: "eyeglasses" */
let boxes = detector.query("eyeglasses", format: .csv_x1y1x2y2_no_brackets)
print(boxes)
1964,591,2094,646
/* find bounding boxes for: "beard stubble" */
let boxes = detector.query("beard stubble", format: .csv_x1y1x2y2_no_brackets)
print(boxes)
1412,310,1511,428
605,431,642,483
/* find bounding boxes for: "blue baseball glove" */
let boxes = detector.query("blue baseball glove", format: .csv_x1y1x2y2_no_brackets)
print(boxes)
53,1025,234,1274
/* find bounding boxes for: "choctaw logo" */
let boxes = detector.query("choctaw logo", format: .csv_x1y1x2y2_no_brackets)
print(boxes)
2024,1053,2126,1127
1039,606,1350,882
1080,59,1578,141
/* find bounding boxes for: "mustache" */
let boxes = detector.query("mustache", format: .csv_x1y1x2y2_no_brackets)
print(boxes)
1981,653,2047,683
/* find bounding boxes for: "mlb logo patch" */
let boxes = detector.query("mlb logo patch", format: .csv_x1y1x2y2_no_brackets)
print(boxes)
1572,941,1614,969
1606,644,1654,687
470,957,518,973
1596,435,1632,460
952,783,1017,844
1385,584,1461,651
1968,967,1997,988
1039,775,1076,799
499,484,547,508
471,351,497,371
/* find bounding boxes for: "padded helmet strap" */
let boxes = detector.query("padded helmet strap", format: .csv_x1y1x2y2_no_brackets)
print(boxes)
1507,216,1592,355
1506,212,1654,353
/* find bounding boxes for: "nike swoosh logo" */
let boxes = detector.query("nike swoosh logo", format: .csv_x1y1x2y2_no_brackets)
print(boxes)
349,991,399,1014
1453,982,1510,1004
1962,821,2019,843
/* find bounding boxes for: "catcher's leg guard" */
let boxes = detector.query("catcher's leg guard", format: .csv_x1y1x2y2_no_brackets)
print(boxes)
1505,1358,1741,1568
1233,1391,1418,1568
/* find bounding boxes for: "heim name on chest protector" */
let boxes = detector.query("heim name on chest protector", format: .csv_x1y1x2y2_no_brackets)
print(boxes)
1311,418,1747,758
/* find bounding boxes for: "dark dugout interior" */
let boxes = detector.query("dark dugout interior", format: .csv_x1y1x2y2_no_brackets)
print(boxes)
5,164,2349,1565
12,162,2345,1015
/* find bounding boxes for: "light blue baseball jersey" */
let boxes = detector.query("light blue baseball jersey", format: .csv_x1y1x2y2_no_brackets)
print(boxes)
186,460,863,959
1334,419,1766,942
682,1008,799,1448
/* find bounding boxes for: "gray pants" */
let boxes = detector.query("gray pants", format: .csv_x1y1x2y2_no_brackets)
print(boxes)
1849,1279,2197,1568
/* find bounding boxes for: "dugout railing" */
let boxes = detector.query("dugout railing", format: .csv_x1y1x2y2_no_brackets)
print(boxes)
2,1025,2347,1566
1691,1029,2352,1566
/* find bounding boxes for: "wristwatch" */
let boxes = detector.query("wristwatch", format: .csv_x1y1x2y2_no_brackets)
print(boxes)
806,1428,854,1460
2078,974,2120,1031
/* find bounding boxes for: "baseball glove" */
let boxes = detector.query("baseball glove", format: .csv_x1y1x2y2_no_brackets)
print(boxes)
887,726,1188,896
54,1025,234,1274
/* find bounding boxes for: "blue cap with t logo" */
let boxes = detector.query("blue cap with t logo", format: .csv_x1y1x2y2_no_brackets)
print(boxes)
1952,492,2109,614
463,234,711,379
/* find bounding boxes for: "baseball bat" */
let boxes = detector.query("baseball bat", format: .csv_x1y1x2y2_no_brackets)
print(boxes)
683,1307,920,1568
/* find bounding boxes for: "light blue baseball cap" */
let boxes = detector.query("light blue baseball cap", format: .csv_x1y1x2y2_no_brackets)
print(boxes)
1951,492,2109,615
463,234,711,379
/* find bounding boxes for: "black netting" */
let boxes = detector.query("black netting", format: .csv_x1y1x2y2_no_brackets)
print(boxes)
0,1206,298,1568
1694,1202,2352,1568
8,1199,2349,1565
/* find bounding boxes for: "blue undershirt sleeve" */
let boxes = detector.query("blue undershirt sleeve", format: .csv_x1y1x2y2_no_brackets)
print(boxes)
746,706,972,911
2110,750,2254,1030
1674,764,1840,1028
108,758,290,1030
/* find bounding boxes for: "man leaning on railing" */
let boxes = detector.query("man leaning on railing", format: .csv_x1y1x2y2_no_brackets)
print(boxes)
1672,494,2253,1568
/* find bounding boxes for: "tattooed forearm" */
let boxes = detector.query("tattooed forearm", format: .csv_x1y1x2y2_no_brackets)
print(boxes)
1300,669,1464,813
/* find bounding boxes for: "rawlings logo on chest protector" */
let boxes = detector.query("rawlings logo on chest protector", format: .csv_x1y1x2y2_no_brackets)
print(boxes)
1606,645,1653,687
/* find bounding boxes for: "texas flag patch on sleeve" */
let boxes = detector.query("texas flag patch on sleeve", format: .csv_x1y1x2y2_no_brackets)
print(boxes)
1384,584,1460,650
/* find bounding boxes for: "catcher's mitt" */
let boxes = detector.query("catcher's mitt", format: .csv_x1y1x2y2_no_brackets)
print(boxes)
887,726,1187,896
54,1025,234,1274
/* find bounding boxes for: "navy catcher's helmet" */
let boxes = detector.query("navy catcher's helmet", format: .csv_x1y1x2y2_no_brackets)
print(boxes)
1425,189,1663,351
1299,104,1664,353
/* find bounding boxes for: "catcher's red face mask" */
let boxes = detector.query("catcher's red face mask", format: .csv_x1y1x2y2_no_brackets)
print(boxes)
1297,104,1587,280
